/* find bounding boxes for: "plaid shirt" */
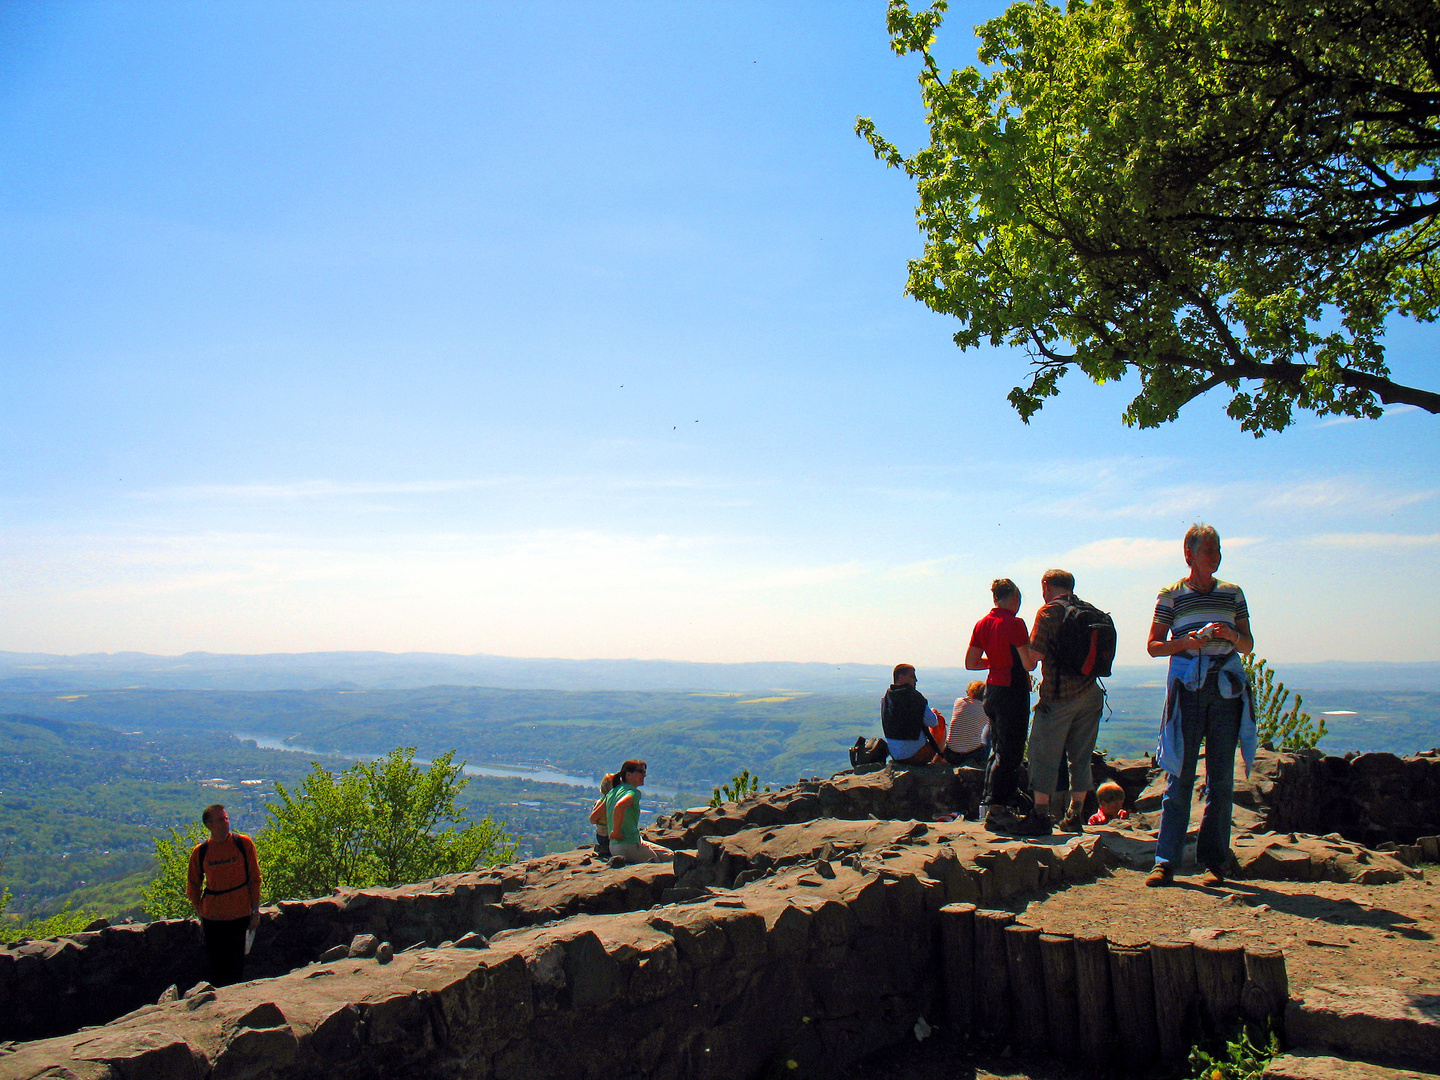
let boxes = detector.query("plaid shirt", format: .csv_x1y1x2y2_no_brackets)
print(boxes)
1031,597,1096,703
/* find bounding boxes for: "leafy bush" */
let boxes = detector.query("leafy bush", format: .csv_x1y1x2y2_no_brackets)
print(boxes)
1243,656,1328,750
141,747,517,912
1188,1026,1280,1080
710,769,770,807
140,820,210,920
263,747,516,898
1,881,103,942
12,901,103,940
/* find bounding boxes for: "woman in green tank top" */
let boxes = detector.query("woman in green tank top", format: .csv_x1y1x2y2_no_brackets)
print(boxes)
598,759,671,864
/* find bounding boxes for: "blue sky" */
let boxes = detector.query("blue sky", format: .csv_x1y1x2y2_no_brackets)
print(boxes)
2,1,1437,669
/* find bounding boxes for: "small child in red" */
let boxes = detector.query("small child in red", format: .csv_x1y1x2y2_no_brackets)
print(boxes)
1088,780,1129,825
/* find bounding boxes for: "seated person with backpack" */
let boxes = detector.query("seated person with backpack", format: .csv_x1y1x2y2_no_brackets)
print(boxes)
588,772,616,858
882,663,942,765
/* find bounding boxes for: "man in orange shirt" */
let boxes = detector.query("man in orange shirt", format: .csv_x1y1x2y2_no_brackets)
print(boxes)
186,804,262,986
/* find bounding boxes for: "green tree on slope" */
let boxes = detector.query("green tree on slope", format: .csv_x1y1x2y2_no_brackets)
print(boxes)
142,747,516,916
139,821,209,920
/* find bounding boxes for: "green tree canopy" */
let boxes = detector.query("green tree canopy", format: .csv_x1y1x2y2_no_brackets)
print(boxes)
858,0,1440,433
142,747,516,915
262,747,516,899
139,821,208,920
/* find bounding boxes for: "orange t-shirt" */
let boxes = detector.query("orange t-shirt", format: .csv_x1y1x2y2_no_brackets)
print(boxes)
186,833,262,921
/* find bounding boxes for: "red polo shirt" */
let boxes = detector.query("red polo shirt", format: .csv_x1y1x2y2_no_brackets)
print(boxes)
969,607,1030,687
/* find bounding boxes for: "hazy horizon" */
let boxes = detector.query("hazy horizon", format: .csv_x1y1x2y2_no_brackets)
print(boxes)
3,648,1436,695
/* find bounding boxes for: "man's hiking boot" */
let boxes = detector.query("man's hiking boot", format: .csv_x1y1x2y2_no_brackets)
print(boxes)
1145,864,1174,887
1055,807,1085,834
1201,865,1226,886
1006,809,1053,837
984,805,1023,833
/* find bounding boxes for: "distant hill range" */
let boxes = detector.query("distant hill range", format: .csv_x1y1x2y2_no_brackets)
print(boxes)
0,650,1435,694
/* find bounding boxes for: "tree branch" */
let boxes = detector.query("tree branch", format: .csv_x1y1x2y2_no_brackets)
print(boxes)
1160,352,1440,413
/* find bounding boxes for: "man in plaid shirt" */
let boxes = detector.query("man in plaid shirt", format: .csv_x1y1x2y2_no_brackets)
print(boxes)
1026,569,1106,833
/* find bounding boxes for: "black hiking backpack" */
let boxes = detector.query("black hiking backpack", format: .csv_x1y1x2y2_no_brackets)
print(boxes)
1052,596,1117,679
850,736,889,768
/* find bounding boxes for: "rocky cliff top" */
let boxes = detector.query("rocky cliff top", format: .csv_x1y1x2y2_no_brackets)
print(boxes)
1,747,1436,1080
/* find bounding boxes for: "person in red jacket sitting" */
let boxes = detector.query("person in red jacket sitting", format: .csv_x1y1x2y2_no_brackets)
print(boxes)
186,804,262,986
1087,781,1130,826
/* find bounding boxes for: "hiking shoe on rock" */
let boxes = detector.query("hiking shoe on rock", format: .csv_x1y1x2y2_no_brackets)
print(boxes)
1145,864,1174,887
1201,865,1226,886
1006,810,1053,838
984,806,1023,832
1056,808,1085,834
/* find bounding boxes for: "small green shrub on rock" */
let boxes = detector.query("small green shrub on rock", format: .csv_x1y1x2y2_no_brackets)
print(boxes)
140,820,209,920
1243,655,1328,750
710,769,770,807
1188,1026,1280,1080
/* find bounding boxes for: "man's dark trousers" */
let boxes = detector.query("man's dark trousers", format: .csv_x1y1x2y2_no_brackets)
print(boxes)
202,916,249,986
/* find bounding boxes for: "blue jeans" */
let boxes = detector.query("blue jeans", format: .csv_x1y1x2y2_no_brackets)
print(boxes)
1154,674,1242,869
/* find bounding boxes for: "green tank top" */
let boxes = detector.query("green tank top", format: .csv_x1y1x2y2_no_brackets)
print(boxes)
603,782,641,844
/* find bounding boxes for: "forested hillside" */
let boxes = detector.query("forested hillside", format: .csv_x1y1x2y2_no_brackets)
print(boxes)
3,682,1435,929
1,685,1435,788
0,714,694,927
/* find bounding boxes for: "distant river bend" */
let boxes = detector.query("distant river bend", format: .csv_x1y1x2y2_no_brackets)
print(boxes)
236,733,598,788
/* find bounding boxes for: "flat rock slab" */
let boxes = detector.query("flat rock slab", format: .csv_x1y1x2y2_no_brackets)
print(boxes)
1288,985,1440,1066
480,855,676,925
1086,828,1414,885
1233,836,1418,886
651,764,985,849
1265,1052,1440,1080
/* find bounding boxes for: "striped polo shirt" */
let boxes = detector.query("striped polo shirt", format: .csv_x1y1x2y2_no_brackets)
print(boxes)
1153,578,1249,656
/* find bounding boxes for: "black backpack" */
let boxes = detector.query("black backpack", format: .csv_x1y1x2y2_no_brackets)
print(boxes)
1052,596,1117,679
850,736,889,768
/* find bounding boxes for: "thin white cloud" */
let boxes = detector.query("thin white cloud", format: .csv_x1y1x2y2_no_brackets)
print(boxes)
1016,456,1177,489
1301,532,1440,551
141,479,505,500
1053,534,1263,570
133,473,733,503
1255,479,1437,513
1053,477,1437,520
880,557,955,581
1057,537,1175,569
1314,403,1420,428
751,562,869,590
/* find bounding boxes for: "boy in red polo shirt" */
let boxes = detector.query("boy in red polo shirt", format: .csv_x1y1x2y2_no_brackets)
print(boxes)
967,578,1048,835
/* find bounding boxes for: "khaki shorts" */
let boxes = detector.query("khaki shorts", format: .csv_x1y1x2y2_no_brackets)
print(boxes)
610,840,672,864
